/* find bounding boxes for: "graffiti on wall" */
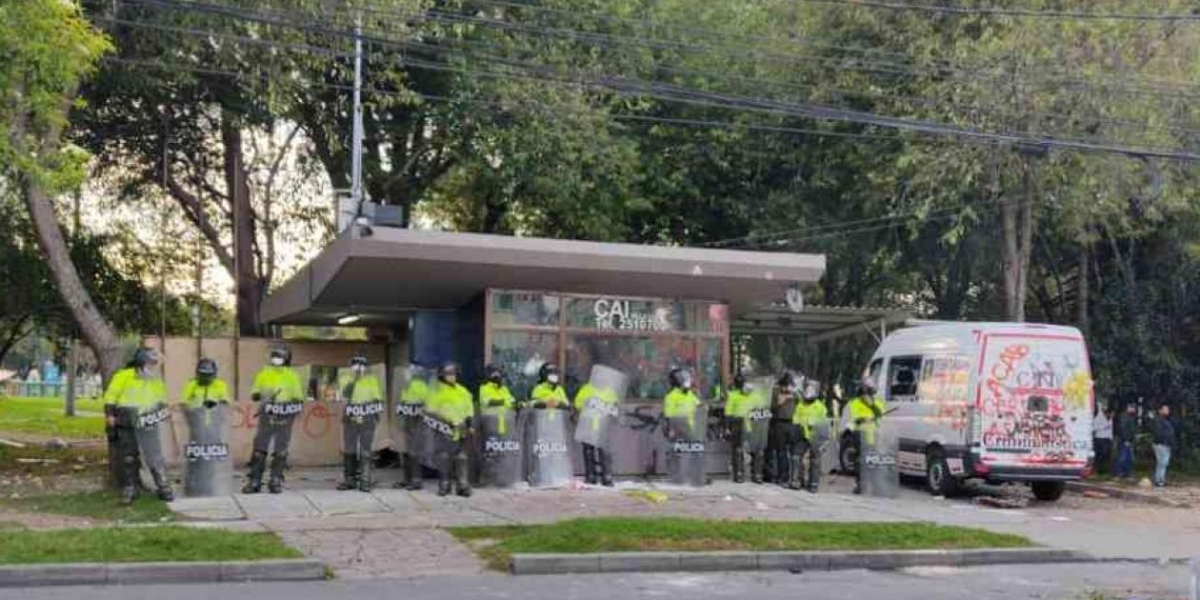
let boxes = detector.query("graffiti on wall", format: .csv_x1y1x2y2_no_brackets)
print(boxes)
978,338,1092,461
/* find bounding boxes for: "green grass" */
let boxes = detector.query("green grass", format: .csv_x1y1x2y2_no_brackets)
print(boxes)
0,396,106,439
0,491,175,523
0,526,302,564
450,517,1034,571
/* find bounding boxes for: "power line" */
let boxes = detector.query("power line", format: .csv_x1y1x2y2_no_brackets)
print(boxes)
101,56,905,143
794,0,1200,22
706,194,1020,248
121,0,1200,160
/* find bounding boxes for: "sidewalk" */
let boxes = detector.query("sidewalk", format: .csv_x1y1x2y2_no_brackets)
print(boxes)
169,469,1200,579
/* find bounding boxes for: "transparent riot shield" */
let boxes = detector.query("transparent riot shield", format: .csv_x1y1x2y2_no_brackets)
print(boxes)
480,410,522,487
182,404,233,497
859,424,900,498
392,366,431,462
573,365,630,452
529,407,573,488
666,405,709,486
806,417,832,453
128,404,173,476
741,377,774,454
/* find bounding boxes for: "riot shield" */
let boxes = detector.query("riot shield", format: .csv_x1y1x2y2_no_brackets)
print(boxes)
806,417,832,452
859,424,900,498
182,404,233,497
479,410,522,487
128,403,172,475
741,377,773,453
573,365,630,451
425,414,459,476
391,366,430,457
528,408,573,488
666,405,709,486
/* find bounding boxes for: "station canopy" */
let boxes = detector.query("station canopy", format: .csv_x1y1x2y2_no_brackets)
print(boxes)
261,227,907,341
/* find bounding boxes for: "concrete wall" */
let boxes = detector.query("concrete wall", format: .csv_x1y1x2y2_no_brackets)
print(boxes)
147,337,396,467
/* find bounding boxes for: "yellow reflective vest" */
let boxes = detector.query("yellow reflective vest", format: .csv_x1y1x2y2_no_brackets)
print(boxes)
181,378,229,406
339,373,383,404
103,368,167,413
792,399,829,440
400,378,430,406
427,381,474,440
479,381,516,434
251,366,305,403
846,394,886,444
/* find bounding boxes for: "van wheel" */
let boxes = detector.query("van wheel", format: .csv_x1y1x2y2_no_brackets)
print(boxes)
926,450,959,497
839,434,858,475
1031,481,1065,502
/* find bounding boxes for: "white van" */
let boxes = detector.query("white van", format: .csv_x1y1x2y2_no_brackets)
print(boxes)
845,322,1094,502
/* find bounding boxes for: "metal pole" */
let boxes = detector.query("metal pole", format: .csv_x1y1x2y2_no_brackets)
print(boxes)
350,12,364,211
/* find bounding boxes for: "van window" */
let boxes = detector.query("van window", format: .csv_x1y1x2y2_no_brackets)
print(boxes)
887,356,922,401
920,356,971,404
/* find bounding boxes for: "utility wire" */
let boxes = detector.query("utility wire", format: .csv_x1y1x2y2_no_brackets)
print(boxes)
793,0,1200,22
119,0,1200,160
103,9,1200,142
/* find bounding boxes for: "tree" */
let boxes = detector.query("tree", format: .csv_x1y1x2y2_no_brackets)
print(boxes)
0,0,121,378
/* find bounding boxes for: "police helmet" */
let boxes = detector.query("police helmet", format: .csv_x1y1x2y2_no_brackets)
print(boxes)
349,353,368,368
668,367,693,389
485,363,504,381
131,347,159,368
538,362,559,382
438,362,459,380
196,358,218,378
269,345,292,366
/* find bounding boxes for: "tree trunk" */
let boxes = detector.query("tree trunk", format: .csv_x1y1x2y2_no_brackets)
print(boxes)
1003,156,1037,322
11,99,124,381
221,110,264,337
1077,242,1090,336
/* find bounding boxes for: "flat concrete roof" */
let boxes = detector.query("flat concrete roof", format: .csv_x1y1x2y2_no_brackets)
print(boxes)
261,227,826,326
731,305,913,341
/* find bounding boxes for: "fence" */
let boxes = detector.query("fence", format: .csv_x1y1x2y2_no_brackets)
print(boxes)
1,380,103,399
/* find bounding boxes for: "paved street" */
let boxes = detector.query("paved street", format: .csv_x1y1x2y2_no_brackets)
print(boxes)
8,562,1191,600
165,469,1200,579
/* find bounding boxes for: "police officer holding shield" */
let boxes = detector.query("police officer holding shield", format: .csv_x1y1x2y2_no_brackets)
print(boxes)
427,363,474,497
394,364,430,490
104,347,174,504
243,345,306,495
479,364,520,487
573,376,620,486
847,376,886,495
791,381,829,492
182,359,228,407
720,369,768,482
180,358,233,497
530,363,567,408
765,371,800,486
337,353,384,492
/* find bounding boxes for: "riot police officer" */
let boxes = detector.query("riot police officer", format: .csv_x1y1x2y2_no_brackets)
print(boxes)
847,376,886,495
104,347,174,504
338,353,384,492
765,371,800,486
530,363,567,408
394,364,430,491
427,362,474,497
243,345,306,495
791,380,829,492
181,358,228,407
724,369,766,484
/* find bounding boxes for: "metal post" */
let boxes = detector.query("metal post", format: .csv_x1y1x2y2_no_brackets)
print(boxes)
350,12,364,211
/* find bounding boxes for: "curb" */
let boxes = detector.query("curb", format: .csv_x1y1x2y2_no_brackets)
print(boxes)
0,559,326,588
1066,481,1190,508
509,548,1092,575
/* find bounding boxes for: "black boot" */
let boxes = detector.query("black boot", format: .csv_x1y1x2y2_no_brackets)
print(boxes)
268,452,287,494
358,454,373,492
750,453,764,484
403,454,424,491
337,454,358,491
242,450,267,494
788,452,803,490
121,453,139,504
150,468,175,502
454,454,472,497
731,448,745,483
437,472,452,496
598,448,614,487
582,445,598,485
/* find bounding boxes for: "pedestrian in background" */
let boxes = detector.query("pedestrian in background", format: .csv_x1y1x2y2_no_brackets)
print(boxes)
1150,404,1175,488
1092,405,1113,475
1113,403,1137,480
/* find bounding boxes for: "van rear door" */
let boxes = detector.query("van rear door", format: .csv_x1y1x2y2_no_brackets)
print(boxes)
974,332,1093,478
